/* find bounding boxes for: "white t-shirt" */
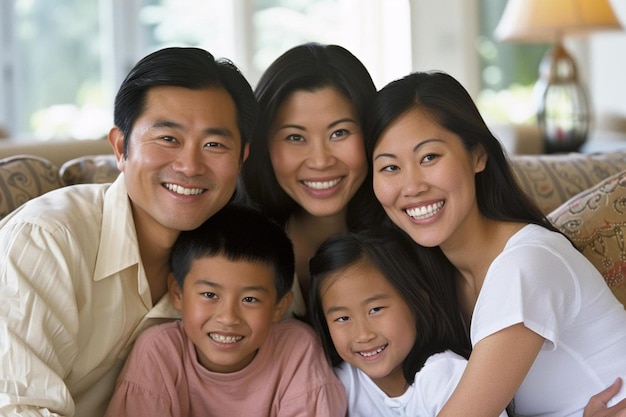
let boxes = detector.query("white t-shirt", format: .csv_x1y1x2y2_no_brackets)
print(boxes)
472,224,626,417
335,350,508,417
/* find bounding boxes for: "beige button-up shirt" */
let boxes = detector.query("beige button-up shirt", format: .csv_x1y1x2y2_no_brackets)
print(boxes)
0,175,179,417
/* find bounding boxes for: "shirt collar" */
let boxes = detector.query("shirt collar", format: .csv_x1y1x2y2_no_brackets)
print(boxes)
93,174,142,281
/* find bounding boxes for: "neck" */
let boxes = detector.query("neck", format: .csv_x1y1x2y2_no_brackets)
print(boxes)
445,219,525,324
133,212,178,306
288,209,349,301
289,209,349,247
371,368,409,398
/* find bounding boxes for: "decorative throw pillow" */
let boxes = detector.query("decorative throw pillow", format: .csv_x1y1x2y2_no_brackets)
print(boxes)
548,169,626,307
60,154,120,186
0,155,63,219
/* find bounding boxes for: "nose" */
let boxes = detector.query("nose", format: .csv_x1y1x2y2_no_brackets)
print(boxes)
173,145,206,176
215,301,241,326
400,166,426,197
305,140,335,169
353,318,376,344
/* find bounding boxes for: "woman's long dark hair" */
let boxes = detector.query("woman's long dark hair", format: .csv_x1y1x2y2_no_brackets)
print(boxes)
309,230,471,384
241,42,383,229
364,70,559,232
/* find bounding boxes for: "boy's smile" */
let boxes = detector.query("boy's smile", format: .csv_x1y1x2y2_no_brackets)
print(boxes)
170,255,287,373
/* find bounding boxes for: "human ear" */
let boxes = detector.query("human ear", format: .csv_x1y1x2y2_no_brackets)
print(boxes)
241,142,250,164
108,126,126,171
273,291,294,322
168,273,183,312
472,144,488,174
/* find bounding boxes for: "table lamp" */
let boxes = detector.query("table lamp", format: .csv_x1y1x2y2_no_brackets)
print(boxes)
494,0,623,153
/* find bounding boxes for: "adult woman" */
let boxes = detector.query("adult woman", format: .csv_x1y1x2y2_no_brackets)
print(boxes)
242,43,381,313
364,70,626,416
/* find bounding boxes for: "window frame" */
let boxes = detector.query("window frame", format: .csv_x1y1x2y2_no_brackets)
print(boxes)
0,0,483,139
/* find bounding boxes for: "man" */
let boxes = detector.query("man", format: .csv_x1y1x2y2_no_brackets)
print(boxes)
0,47,257,417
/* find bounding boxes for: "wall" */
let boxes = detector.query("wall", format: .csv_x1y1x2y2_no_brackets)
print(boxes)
591,0,626,131
408,0,481,96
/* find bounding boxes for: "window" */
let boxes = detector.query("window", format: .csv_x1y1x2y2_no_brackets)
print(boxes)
0,0,412,140
476,0,549,124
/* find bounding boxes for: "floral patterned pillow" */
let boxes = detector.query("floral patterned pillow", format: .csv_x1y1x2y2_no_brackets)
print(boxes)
548,170,626,307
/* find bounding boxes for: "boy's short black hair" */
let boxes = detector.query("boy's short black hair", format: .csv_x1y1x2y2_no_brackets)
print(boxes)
170,204,294,300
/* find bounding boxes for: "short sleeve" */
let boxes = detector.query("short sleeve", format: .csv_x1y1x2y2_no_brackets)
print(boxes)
471,243,581,349
104,326,176,417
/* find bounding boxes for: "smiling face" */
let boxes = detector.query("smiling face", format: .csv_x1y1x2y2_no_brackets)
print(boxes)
109,86,247,242
169,255,290,373
321,259,416,396
267,87,367,219
372,109,486,251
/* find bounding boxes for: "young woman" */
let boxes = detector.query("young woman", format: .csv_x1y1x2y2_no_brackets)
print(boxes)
364,70,626,417
241,43,381,313
308,231,506,416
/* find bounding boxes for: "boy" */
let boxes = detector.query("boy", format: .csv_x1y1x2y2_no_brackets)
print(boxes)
105,205,347,417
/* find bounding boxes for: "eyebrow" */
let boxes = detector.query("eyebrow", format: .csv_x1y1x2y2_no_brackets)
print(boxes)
152,120,236,140
329,117,359,128
324,293,390,315
373,138,442,161
275,117,359,132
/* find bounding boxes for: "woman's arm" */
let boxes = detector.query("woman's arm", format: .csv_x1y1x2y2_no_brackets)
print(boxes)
437,323,544,417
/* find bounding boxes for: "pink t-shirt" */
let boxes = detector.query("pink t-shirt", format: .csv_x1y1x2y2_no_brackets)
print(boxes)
104,318,346,417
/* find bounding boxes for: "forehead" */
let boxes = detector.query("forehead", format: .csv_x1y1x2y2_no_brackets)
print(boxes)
186,255,277,293
374,109,451,154
140,85,239,127
321,259,395,299
275,87,356,120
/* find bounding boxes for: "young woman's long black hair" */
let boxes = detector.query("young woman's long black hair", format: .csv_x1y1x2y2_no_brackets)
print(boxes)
364,71,559,232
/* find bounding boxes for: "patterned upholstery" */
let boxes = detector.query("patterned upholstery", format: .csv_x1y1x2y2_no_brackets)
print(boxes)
510,151,626,215
548,170,626,307
0,155,63,219
1,149,625,307
59,154,120,186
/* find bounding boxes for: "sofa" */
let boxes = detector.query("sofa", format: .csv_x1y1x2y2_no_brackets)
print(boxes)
0,142,625,307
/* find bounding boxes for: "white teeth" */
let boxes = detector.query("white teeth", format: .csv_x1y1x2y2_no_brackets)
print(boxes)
165,183,204,195
210,333,243,344
406,201,444,220
303,178,342,190
359,345,386,357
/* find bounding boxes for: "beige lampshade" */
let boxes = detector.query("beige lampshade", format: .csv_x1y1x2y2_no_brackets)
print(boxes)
495,0,623,42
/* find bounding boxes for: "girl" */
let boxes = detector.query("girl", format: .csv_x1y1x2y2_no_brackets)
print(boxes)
241,43,382,314
308,231,507,416
365,70,626,416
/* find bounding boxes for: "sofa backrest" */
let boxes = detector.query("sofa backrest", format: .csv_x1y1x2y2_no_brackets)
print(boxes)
510,151,626,215
0,155,63,219
59,154,120,186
